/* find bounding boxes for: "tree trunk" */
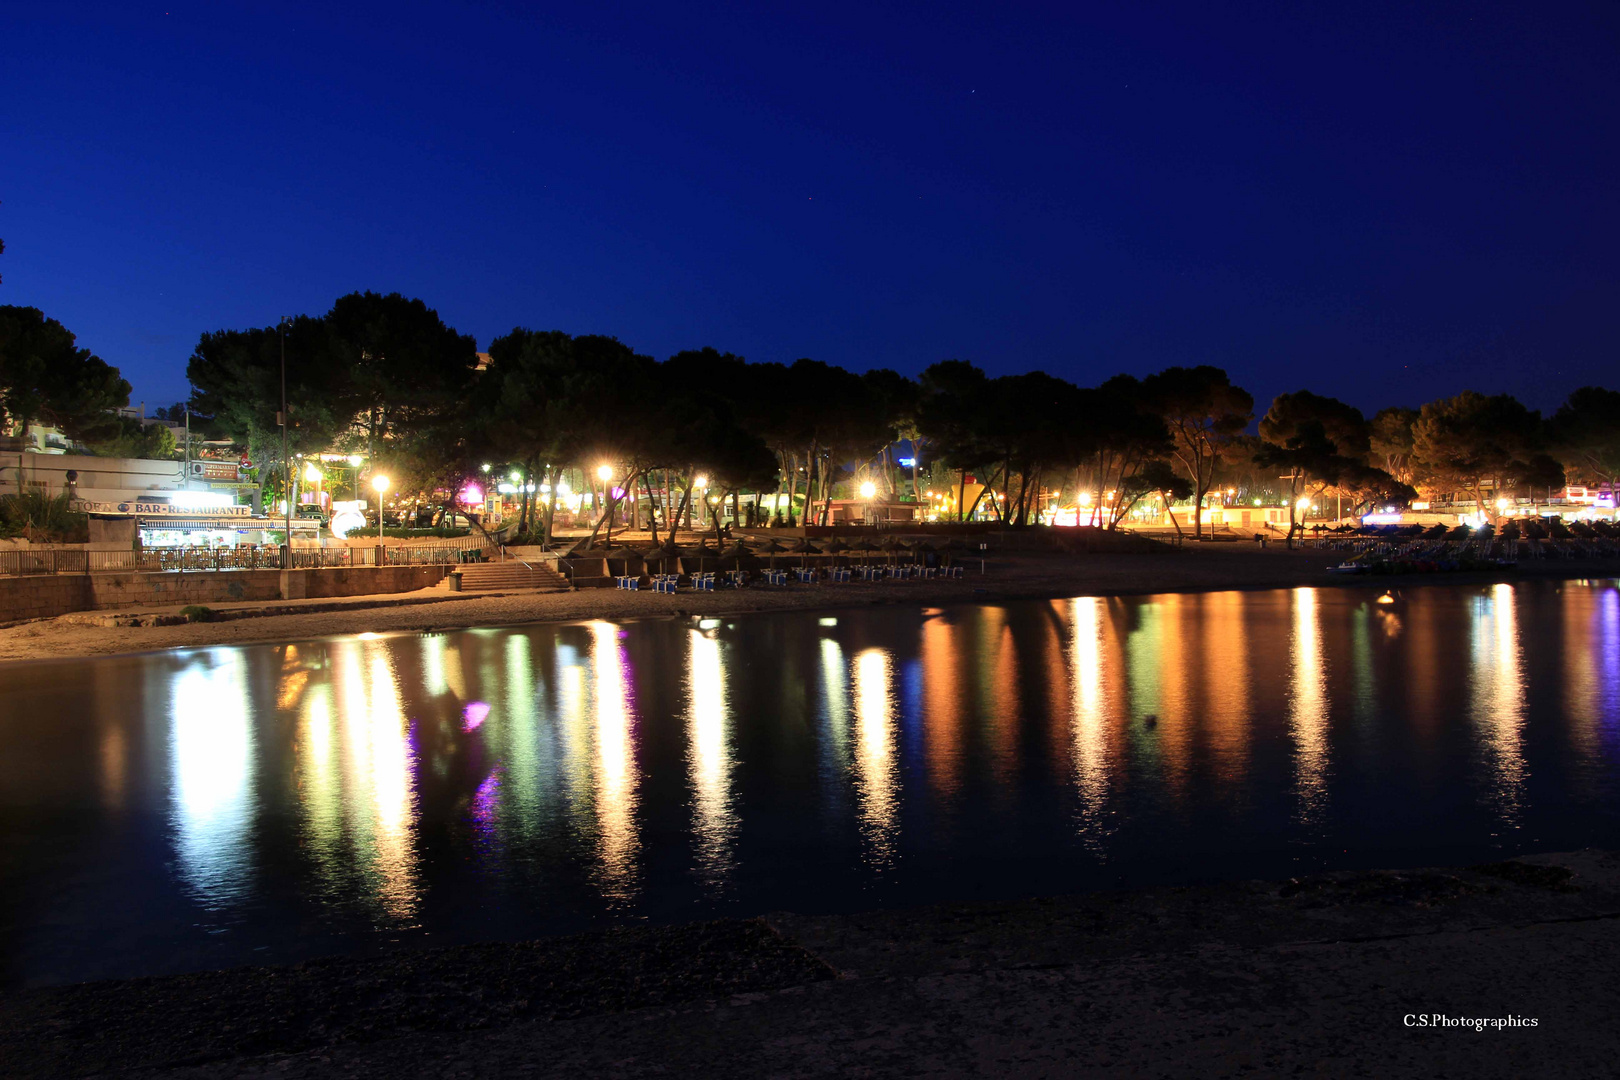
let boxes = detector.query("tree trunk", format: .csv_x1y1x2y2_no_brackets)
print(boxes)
542,465,559,548
644,471,661,547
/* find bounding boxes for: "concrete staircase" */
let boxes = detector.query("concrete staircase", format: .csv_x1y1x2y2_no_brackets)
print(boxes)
435,559,570,594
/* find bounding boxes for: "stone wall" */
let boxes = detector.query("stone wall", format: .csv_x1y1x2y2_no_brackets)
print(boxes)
302,565,450,598
89,570,284,609
0,574,94,623
0,564,450,621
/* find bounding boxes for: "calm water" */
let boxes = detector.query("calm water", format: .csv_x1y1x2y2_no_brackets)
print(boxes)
3,581,1619,987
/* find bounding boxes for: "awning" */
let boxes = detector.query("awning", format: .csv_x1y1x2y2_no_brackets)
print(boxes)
137,516,294,530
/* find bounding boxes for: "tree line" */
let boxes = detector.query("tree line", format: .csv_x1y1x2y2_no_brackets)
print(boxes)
4,294,1618,542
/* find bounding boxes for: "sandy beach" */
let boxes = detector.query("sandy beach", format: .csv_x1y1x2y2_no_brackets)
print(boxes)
2,545,1616,665
5,849,1616,1078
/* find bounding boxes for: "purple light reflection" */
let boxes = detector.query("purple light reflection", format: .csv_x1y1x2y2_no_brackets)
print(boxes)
471,768,503,834
462,701,491,732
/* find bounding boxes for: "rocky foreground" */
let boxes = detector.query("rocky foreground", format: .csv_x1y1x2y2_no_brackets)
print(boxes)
5,850,1618,1077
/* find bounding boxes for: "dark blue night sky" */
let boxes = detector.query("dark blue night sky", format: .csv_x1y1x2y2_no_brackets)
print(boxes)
4,2,1616,415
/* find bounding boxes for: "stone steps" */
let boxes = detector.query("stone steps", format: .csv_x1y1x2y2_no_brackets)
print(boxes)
437,561,570,593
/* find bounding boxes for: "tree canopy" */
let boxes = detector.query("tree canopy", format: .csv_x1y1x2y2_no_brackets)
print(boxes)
0,305,130,442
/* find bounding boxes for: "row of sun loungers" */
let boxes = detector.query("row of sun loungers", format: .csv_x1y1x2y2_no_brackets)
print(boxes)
620,565,969,593
1312,534,1619,561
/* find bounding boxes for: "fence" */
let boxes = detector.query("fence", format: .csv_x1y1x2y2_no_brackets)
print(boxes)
2,543,491,576
0,548,89,575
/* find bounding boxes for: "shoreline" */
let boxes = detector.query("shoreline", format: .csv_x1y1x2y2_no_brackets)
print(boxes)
5,849,1616,1077
2,547,1617,665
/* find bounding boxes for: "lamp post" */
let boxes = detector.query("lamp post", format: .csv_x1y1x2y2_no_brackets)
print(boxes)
372,474,390,542
596,464,615,543
859,480,877,525
279,316,292,566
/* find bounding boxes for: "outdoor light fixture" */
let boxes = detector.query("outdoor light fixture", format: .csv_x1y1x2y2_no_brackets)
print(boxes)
597,464,614,481
694,474,709,487
372,475,390,541
859,481,877,499
303,463,323,483
1496,498,1512,511
510,470,522,483
348,454,363,467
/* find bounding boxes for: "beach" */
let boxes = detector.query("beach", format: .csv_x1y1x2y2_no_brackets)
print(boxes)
5,849,1616,1078
2,544,1616,664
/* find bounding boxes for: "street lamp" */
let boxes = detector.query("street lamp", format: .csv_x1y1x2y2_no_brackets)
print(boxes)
859,480,877,524
372,474,390,541
597,464,614,482
278,315,292,565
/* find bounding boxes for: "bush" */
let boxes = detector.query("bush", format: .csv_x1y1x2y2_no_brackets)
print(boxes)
0,491,90,542
178,605,214,622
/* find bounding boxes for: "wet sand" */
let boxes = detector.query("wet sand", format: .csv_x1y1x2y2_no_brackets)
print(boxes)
4,850,1616,1078
2,545,1615,664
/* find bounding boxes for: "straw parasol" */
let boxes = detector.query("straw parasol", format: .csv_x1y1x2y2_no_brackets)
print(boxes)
852,537,880,564
787,537,821,568
879,536,906,564
721,540,750,569
753,537,787,568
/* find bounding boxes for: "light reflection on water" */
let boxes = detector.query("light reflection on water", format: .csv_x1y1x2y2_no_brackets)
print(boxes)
170,651,254,908
5,580,1620,986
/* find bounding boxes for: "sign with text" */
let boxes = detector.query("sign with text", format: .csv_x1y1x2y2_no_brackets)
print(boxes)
74,500,253,517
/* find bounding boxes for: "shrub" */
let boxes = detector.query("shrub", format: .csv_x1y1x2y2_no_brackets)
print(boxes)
178,605,214,622
0,491,90,542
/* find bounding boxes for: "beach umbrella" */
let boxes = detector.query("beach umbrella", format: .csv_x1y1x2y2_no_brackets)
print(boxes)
879,536,905,564
754,537,787,568
788,537,821,568
721,541,749,568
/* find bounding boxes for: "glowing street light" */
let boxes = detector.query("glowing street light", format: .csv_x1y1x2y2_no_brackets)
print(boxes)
597,464,614,482
372,474,390,541
859,481,877,499
694,474,709,488
303,462,323,483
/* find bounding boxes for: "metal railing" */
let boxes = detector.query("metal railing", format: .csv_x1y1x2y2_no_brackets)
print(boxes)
0,548,88,575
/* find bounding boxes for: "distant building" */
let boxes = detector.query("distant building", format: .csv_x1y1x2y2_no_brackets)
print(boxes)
1,453,299,548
